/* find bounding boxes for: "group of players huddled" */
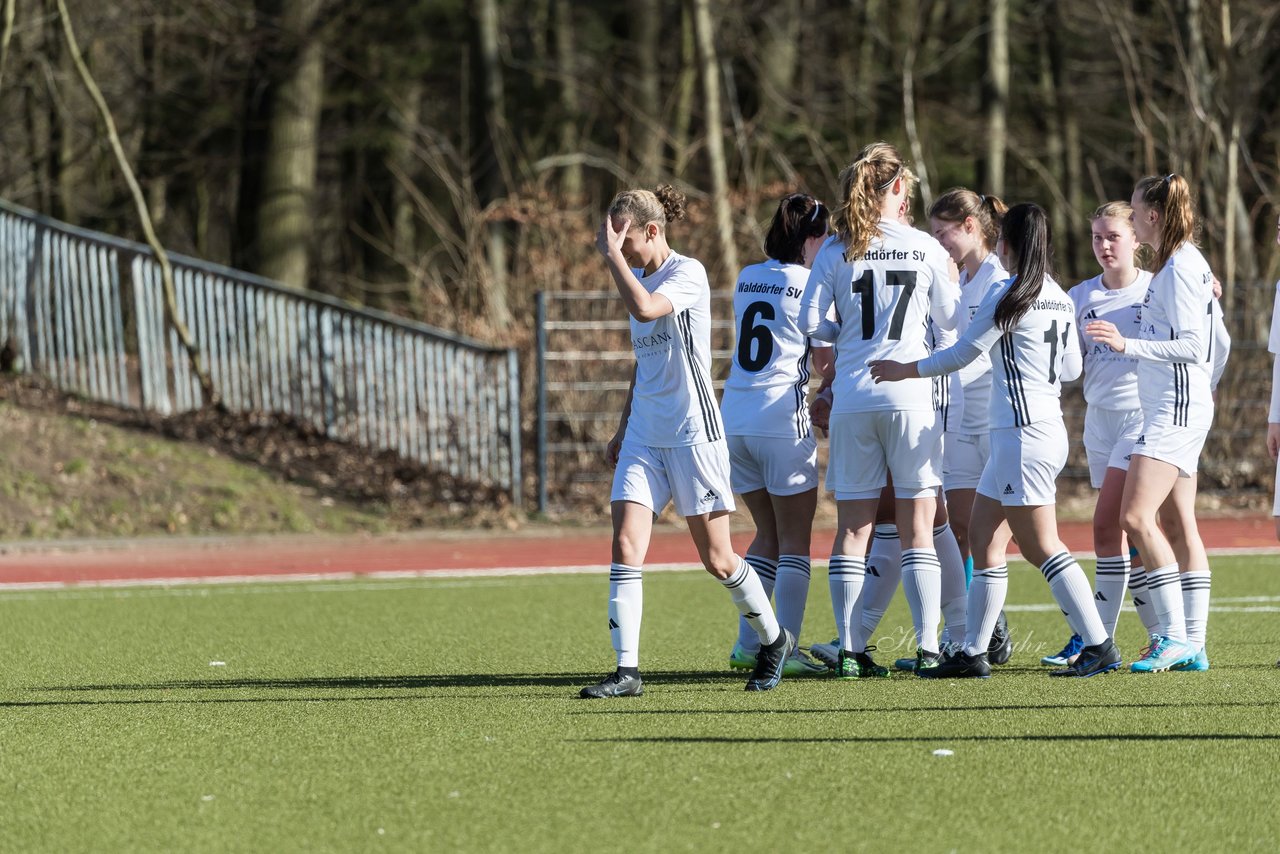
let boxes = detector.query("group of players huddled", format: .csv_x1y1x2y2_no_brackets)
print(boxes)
580,139,1249,699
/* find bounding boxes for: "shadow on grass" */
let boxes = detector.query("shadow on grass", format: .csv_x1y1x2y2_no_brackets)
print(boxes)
28,670,743,694
573,698,1280,715
575,733,1280,744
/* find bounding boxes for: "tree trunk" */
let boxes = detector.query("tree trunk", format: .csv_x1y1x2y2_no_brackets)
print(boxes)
472,0,512,326
256,0,326,289
632,0,663,183
553,0,582,197
671,1,697,179
983,0,1008,196
691,0,737,283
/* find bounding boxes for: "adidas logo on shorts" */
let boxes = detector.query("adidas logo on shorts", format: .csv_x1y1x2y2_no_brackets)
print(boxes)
699,489,718,504
1002,483,1015,496
1134,434,1146,445
1085,309,1098,319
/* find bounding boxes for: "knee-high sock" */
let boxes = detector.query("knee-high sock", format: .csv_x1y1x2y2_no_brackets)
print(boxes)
1144,563,1187,641
722,558,781,647
609,563,643,668
901,548,942,654
963,565,1008,656
858,525,901,646
735,555,778,653
1041,552,1108,647
935,523,967,644
1127,561,1161,637
829,554,867,653
773,555,812,643
1181,569,1211,649
1093,554,1130,637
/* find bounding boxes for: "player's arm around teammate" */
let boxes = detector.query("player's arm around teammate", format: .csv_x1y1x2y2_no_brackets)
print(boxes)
872,203,1123,679
580,185,794,699
722,193,832,676
1085,175,1219,672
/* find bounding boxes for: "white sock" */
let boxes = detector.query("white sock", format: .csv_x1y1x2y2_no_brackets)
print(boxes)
963,565,1008,656
828,554,867,653
735,555,778,654
1181,569,1211,649
858,525,901,645
901,548,942,654
723,558,781,647
1128,563,1161,636
609,563,643,668
1145,563,1187,641
935,523,967,643
773,555,811,644
1040,551,1108,647
1093,554,1130,637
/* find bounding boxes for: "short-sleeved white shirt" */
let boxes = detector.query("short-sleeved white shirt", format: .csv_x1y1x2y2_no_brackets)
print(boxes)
1269,280,1280,356
1068,270,1152,411
625,252,724,448
799,221,960,414
721,260,830,439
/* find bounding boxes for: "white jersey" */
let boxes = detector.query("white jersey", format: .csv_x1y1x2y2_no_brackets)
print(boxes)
928,320,960,430
721,260,830,439
799,221,960,413
953,254,1008,432
1126,244,1216,429
1068,270,1152,411
1270,280,1280,356
624,252,724,448
919,275,1082,429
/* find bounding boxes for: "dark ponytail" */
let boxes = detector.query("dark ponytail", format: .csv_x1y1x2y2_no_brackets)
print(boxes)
994,203,1053,331
764,193,829,264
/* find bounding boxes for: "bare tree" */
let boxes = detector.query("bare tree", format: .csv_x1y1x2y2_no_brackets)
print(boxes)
692,0,738,281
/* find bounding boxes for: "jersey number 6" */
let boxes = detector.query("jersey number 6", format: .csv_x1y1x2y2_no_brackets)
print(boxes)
737,300,776,372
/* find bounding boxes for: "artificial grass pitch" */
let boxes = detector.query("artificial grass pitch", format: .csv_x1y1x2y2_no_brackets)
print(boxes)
1,557,1279,852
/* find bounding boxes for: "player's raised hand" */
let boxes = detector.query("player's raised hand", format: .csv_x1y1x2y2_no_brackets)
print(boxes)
1085,319,1126,353
596,217,630,259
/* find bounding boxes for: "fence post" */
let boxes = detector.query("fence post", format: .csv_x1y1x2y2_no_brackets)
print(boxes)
23,223,43,374
535,290,547,514
507,347,522,509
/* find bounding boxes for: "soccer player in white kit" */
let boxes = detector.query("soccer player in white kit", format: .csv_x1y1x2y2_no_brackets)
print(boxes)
581,185,795,698
799,142,961,677
722,193,834,677
1044,203,1158,665
1262,215,1280,666
1086,175,1219,673
927,188,1014,665
872,203,1123,678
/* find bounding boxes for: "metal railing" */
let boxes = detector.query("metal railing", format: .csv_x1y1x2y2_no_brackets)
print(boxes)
0,199,521,505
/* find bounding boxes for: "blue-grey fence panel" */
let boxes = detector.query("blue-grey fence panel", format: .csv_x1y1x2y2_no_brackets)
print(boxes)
0,199,521,505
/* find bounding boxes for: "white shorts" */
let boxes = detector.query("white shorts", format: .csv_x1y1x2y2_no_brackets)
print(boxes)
826,409,942,501
726,434,818,496
977,419,1068,506
1129,420,1207,478
1083,406,1144,488
943,431,990,491
611,439,736,516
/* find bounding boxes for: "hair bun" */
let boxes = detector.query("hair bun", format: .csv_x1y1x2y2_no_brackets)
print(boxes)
654,184,687,223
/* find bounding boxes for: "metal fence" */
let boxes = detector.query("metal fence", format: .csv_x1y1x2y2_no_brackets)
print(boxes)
535,286,1276,514
0,198,521,505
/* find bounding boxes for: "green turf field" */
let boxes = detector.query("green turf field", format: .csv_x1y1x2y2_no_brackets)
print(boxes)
1,556,1279,852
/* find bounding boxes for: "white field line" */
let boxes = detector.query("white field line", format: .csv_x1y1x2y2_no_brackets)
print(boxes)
0,546,1274,600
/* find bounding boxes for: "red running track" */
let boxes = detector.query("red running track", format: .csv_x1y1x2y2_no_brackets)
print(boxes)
0,516,1274,586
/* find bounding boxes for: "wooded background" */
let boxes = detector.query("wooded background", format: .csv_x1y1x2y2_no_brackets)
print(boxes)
3,0,1278,343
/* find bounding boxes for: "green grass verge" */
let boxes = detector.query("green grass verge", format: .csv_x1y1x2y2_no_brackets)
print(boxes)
1,556,1279,852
